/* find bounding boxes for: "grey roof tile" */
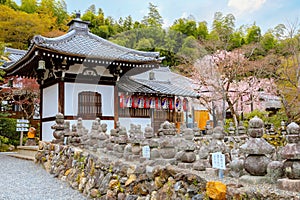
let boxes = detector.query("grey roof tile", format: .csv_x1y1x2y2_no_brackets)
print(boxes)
32,29,161,63
118,76,199,98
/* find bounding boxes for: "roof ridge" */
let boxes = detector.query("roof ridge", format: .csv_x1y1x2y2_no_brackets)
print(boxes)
32,30,77,45
87,32,159,58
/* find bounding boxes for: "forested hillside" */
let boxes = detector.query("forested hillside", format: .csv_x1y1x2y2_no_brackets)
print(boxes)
0,0,299,124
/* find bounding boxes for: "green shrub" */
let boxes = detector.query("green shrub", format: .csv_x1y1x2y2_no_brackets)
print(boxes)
243,109,288,130
0,118,19,143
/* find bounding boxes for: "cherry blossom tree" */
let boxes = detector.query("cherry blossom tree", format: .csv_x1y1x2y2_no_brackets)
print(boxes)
193,49,279,127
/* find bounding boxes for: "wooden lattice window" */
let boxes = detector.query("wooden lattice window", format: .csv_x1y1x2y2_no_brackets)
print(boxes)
78,91,102,118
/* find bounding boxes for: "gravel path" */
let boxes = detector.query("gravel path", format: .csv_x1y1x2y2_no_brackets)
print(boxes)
0,154,87,200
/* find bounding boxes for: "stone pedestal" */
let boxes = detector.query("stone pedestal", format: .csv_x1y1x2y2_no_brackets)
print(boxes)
239,175,270,184
277,178,300,192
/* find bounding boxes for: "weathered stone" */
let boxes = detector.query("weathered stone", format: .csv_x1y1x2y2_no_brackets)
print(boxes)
283,160,300,179
90,188,99,198
229,158,244,178
193,160,210,171
206,181,226,200
281,143,300,160
247,128,264,138
125,174,136,186
248,116,264,128
240,138,275,155
132,182,149,195
267,161,284,183
277,178,300,192
239,174,270,184
244,155,271,176
180,151,196,163
192,194,204,200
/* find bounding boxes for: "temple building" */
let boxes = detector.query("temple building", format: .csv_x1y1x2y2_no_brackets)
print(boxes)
2,14,199,141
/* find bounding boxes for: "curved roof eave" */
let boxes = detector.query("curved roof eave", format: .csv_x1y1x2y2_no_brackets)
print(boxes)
31,30,162,63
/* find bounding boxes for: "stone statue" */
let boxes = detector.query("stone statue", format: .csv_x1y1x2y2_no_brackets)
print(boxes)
51,113,65,144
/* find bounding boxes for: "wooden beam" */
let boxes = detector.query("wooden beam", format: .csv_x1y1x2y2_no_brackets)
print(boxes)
58,81,64,115
114,85,119,128
39,86,43,140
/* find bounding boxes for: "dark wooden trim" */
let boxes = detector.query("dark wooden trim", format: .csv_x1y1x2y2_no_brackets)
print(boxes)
62,74,115,85
65,115,114,121
114,85,119,128
58,81,64,115
42,116,56,122
39,86,43,140
42,115,114,122
41,79,58,89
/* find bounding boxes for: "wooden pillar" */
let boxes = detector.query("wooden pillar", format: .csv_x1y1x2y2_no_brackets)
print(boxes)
114,85,119,128
39,86,43,140
58,81,65,115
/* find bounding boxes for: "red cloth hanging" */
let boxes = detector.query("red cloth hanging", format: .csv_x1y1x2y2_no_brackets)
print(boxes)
144,96,150,108
155,97,161,110
183,98,188,111
169,98,174,110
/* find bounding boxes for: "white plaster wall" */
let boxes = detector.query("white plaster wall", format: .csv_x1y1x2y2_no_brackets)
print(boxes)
67,120,114,134
119,117,151,133
42,121,55,141
42,120,114,141
43,84,58,118
65,83,114,116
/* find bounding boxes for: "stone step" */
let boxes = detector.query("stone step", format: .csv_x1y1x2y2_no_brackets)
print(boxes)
16,146,38,157
9,153,35,161
8,146,38,161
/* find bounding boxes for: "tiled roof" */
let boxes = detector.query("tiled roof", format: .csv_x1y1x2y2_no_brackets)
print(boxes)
133,66,197,91
1,47,27,68
118,76,199,98
134,78,199,97
2,16,162,76
31,18,162,63
118,76,156,93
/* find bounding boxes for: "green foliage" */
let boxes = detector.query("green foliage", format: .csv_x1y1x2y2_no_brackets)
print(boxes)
245,24,261,44
141,3,163,28
243,109,288,130
0,118,19,142
19,0,37,14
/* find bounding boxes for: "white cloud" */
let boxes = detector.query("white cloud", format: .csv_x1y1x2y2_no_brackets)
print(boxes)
228,0,267,13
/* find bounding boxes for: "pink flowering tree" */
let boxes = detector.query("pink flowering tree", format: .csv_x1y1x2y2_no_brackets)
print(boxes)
193,49,278,127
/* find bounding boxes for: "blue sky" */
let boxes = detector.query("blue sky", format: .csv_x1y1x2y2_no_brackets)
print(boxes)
64,0,300,33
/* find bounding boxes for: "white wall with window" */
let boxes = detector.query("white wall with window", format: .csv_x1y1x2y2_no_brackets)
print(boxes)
64,83,114,116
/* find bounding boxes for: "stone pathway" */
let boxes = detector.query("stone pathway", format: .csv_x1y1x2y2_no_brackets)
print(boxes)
0,154,87,200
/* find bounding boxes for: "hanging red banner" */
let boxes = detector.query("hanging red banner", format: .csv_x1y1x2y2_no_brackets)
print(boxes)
183,98,188,111
169,98,174,110
155,97,161,110
132,95,138,108
144,96,150,108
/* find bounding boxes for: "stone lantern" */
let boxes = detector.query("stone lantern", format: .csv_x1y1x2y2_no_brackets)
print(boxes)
278,122,300,192
240,116,275,176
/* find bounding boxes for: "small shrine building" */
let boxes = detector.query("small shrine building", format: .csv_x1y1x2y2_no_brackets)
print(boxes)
4,14,200,141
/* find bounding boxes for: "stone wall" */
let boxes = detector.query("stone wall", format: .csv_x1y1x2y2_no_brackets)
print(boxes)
35,141,207,199
35,141,299,200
